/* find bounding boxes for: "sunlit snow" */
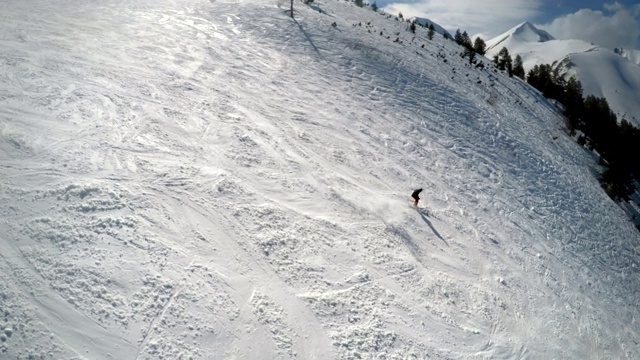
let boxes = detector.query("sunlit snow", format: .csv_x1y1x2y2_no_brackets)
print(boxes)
1,0,639,359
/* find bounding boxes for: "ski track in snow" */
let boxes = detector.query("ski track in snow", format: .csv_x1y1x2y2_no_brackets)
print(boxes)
1,0,639,359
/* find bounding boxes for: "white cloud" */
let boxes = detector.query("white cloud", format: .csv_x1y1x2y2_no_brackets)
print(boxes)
382,0,542,40
537,3,640,50
603,2,624,12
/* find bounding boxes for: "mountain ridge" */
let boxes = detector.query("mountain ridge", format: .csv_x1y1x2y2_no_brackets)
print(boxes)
485,21,640,125
411,16,452,38
485,21,555,53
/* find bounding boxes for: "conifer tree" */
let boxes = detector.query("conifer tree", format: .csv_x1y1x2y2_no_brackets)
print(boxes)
427,23,435,40
371,1,378,11
473,37,486,55
563,76,583,131
512,54,525,79
454,29,463,45
506,55,513,77
464,47,476,64
497,47,511,72
461,31,472,49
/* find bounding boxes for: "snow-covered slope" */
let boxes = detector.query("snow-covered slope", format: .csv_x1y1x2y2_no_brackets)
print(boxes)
486,22,640,125
1,0,639,359
559,49,640,123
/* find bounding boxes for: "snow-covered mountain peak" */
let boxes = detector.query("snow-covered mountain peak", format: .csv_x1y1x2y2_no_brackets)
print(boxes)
486,21,554,52
510,21,555,42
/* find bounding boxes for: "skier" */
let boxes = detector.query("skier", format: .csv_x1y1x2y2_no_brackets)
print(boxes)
411,188,422,207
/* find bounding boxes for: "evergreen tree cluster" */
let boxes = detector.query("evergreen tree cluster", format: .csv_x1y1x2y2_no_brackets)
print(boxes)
491,47,525,79
526,65,640,200
526,64,564,99
512,55,525,79
454,29,472,49
454,29,486,64
473,38,486,55
409,20,436,40
493,47,513,76
409,20,416,34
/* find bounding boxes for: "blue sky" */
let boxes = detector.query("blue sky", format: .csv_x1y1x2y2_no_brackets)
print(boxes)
379,0,640,49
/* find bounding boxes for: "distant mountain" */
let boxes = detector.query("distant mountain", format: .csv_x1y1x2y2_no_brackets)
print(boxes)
486,22,640,125
411,17,452,39
614,48,640,66
485,21,554,52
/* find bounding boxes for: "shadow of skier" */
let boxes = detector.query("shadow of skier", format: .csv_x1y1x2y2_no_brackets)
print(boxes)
387,224,425,266
419,211,448,246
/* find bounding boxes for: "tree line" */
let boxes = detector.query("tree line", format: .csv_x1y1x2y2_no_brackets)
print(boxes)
453,29,487,64
452,29,527,77
449,26,639,201
525,64,640,200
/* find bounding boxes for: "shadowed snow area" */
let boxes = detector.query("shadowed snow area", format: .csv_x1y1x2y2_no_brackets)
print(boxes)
1,0,639,359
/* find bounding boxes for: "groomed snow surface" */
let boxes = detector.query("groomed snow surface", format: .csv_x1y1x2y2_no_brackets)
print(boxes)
1,0,639,359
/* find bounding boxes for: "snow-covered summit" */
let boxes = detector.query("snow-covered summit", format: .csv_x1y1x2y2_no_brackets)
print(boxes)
485,21,555,52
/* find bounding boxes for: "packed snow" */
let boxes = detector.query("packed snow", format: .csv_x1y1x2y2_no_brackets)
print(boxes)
1,0,639,359
486,22,640,126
